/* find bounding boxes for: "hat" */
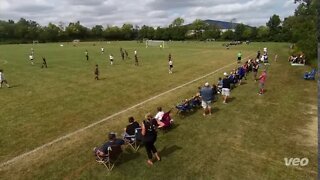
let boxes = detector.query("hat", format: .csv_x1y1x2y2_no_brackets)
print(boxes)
223,72,228,76
205,82,209,86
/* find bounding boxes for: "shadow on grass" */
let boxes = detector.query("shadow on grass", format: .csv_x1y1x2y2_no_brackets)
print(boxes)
227,97,236,103
159,145,182,157
117,151,141,166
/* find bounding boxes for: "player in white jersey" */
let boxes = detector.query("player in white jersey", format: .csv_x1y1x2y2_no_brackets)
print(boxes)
168,54,173,74
29,54,34,65
109,54,114,65
101,47,104,54
0,69,10,88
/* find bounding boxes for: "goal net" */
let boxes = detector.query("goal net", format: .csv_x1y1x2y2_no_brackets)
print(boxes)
32,40,39,45
146,40,165,48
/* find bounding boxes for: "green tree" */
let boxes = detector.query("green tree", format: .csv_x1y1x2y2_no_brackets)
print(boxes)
121,23,134,40
170,17,185,27
266,14,281,41
256,26,269,41
191,19,208,40
91,25,103,39
234,23,246,40
221,30,235,40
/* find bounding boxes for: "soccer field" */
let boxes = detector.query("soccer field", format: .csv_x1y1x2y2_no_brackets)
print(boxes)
0,41,317,179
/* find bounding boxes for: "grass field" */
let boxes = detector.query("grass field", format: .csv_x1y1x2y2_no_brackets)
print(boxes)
0,41,317,179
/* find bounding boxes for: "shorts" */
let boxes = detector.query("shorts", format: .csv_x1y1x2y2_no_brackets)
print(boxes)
201,100,211,109
169,65,173,68
237,57,241,61
222,88,230,96
259,82,264,89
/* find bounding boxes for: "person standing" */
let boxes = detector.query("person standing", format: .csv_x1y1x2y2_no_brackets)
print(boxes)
29,54,34,65
109,54,114,65
134,51,139,66
258,70,267,95
0,69,10,88
125,50,129,59
101,47,104,54
85,50,89,61
168,58,173,74
252,60,259,81
237,51,242,63
41,57,47,68
200,82,214,116
222,72,231,104
141,113,161,165
94,64,99,80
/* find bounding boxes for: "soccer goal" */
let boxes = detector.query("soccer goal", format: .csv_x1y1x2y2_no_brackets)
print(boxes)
32,40,39,45
146,40,165,48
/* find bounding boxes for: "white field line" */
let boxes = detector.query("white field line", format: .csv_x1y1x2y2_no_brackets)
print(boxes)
0,55,252,168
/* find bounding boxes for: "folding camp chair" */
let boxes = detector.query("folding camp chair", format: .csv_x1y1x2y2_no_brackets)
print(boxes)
176,101,193,114
304,69,316,80
158,111,173,131
123,128,142,151
94,144,123,171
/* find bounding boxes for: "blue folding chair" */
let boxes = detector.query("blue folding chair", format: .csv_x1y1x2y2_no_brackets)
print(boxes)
304,69,316,80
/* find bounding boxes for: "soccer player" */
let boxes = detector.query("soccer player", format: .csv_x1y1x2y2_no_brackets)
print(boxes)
168,59,173,74
85,50,89,61
94,64,99,80
134,54,139,66
125,50,129,59
237,51,242,63
29,54,34,65
41,57,47,68
109,54,114,65
31,48,34,55
101,47,104,54
222,72,231,104
121,51,125,60
0,69,10,88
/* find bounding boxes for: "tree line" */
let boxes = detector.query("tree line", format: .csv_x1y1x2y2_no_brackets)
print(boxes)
0,0,317,60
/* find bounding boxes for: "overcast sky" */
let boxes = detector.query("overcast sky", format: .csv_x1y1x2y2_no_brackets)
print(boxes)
0,0,298,28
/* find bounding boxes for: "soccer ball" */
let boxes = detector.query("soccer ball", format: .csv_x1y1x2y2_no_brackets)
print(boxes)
60,44,64,47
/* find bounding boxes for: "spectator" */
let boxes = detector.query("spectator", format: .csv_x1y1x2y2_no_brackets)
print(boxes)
258,70,267,95
222,72,231,104
141,113,161,165
95,133,124,157
124,117,140,136
200,82,214,116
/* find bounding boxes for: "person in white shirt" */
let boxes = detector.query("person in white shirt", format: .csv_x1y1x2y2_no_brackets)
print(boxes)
169,59,173,74
109,54,114,65
0,69,10,88
29,54,34,65
101,47,104,54
154,107,164,121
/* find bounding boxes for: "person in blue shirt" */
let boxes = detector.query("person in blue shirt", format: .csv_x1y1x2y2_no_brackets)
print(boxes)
200,82,214,116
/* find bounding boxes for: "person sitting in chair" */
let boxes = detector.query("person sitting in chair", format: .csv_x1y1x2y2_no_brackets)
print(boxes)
124,117,140,137
94,133,124,158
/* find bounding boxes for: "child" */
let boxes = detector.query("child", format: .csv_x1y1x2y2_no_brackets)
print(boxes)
109,54,114,65
41,57,47,68
29,54,34,65
0,69,10,88
94,64,99,80
168,59,173,74
85,50,89,61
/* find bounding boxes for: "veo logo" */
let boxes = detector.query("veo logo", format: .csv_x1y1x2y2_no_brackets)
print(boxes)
284,158,309,166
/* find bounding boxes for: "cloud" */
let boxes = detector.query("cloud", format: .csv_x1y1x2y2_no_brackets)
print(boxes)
0,0,298,27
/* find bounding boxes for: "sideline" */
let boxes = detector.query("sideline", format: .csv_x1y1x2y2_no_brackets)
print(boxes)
0,55,253,168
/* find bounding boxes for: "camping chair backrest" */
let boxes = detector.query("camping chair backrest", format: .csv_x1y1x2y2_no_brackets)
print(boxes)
135,128,142,142
108,144,122,161
161,111,172,126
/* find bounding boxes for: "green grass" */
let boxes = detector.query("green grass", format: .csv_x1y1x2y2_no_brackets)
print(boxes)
0,41,317,179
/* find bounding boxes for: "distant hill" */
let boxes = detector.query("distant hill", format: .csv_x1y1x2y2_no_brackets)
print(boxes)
185,19,246,29
203,19,239,29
